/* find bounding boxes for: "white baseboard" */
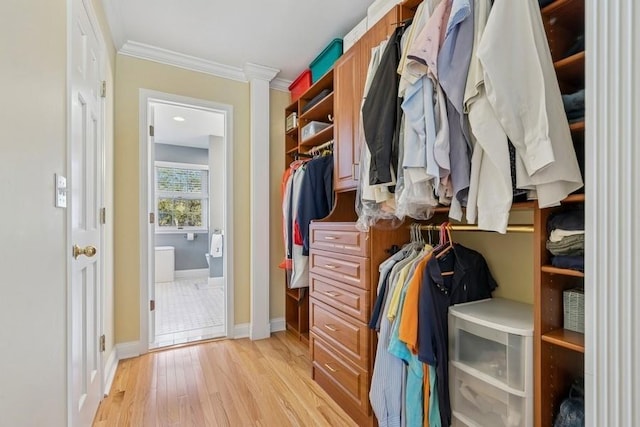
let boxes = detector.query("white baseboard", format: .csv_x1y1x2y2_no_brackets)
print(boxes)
270,317,286,332
175,268,208,279
233,323,249,339
116,341,142,360
234,318,285,339
103,348,118,396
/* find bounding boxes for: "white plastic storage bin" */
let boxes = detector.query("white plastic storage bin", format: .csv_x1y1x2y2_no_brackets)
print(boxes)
344,17,368,52
155,246,175,283
301,121,331,141
449,298,533,394
367,0,401,27
450,364,533,427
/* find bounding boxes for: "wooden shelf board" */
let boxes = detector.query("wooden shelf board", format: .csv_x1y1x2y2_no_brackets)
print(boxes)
541,265,585,277
299,124,334,149
302,69,334,100
569,120,585,132
561,193,585,204
542,0,585,21
286,100,298,111
299,92,334,122
286,147,299,155
555,51,585,70
401,0,422,10
286,127,298,137
541,328,585,353
432,200,535,214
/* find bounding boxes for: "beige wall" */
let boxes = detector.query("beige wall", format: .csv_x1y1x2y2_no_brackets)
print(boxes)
0,0,115,423
114,55,258,343
269,90,290,320
453,211,534,304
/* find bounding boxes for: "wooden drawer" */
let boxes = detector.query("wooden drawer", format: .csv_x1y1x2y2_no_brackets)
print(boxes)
310,333,371,423
310,273,369,323
310,299,369,369
310,223,369,257
309,249,370,290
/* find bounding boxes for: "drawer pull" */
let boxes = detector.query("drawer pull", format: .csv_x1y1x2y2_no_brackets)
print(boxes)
324,324,339,332
323,291,341,298
323,236,338,240
324,264,338,269
324,363,338,373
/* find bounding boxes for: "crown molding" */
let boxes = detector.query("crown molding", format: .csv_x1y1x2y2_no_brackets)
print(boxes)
100,0,125,49
271,77,292,92
120,41,248,82
243,62,279,82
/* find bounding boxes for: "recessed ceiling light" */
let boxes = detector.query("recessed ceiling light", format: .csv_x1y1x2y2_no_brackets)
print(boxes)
173,116,185,122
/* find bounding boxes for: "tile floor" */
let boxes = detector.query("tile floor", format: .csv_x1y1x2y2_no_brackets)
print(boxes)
152,276,226,348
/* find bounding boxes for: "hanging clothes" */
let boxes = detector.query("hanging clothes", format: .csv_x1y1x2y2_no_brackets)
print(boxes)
418,244,498,427
362,25,405,187
477,0,583,208
295,154,334,256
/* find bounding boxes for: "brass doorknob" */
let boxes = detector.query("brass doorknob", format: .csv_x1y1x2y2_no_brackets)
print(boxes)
73,245,97,259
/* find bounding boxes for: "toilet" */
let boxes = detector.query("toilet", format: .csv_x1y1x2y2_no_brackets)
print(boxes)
155,246,175,282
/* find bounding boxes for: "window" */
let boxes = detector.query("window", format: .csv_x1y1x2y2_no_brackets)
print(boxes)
155,161,208,231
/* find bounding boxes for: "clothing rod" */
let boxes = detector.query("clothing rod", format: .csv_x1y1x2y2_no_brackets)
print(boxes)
418,224,534,233
305,139,334,154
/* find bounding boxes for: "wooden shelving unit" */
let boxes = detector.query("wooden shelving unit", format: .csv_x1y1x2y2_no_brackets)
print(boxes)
535,2,586,424
282,69,335,344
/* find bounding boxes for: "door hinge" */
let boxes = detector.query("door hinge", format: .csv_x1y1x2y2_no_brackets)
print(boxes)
100,81,106,98
150,300,155,311
100,207,106,225
149,212,155,224
99,335,106,352
149,125,154,137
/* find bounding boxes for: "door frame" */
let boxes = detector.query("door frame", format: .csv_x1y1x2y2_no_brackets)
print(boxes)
66,0,107,424
138,89,235,353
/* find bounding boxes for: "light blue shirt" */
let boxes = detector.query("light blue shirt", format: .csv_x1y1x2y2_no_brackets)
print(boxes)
388,262,424,427
438,0,474,208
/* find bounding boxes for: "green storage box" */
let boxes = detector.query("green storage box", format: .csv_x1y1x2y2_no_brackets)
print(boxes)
310,39,343,83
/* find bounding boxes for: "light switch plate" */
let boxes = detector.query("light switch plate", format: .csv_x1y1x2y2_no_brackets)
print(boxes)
55,173,67,208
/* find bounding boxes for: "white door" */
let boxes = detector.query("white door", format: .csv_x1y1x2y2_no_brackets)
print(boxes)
148,105,156,342
70,0,103,424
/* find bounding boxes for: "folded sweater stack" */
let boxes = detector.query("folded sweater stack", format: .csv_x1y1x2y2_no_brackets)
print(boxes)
546,209,585,271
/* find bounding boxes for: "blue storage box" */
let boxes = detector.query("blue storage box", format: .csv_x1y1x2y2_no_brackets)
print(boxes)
310,39,343,82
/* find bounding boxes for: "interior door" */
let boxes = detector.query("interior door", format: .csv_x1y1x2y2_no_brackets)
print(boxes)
148,104,157,343
70,0,103,424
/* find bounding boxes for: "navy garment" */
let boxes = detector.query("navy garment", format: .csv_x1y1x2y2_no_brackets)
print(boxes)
551,255,584,272
418,244,497,427
296,155,334,256
362,26,404,186
547,209,585,232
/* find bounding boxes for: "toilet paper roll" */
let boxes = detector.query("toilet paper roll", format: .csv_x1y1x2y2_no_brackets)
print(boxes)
186,232,195,241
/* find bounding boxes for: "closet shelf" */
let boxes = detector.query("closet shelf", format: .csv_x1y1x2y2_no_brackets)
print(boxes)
541,265,585,277
569,120,585,132
286,147,299,155
541,328,585,353
401,0,422,10
299,92,334,123
542,0,585,32
432,200,535,214
554,51,585,85
286,127,299,137
561,193,585,204
299,124,334,149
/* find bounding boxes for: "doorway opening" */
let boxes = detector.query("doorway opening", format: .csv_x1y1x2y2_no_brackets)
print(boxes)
141,92,233,350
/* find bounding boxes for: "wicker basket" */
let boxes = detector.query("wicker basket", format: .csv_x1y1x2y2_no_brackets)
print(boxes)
563,288,585,333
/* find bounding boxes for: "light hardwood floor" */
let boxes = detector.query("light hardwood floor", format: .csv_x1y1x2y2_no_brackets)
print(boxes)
93,332,358,427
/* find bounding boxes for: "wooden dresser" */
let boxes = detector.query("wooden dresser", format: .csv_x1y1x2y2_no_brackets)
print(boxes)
309,222,408,426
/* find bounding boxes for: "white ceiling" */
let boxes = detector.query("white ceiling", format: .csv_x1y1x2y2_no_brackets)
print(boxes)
153,103,224,149
101,0,375,82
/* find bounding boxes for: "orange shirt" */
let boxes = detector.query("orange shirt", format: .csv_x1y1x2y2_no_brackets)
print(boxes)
398,250,432,354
